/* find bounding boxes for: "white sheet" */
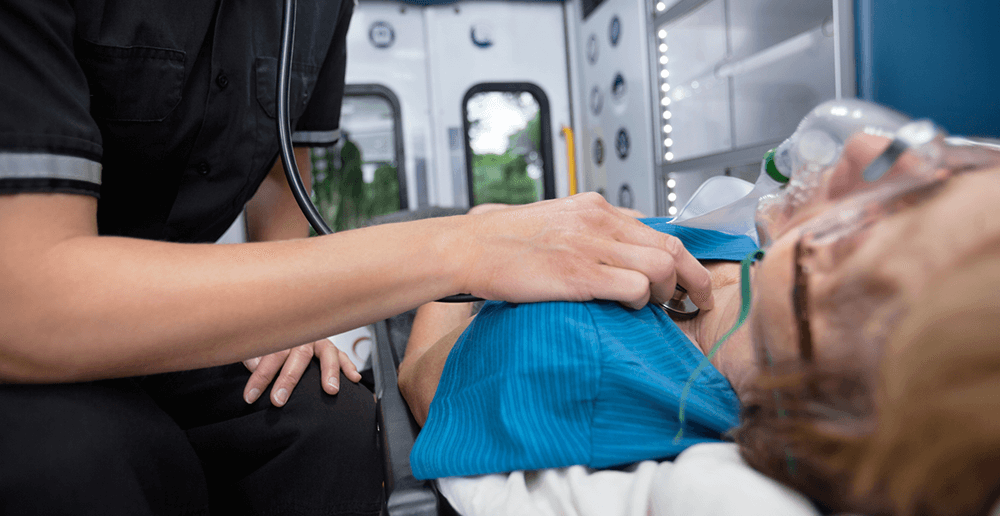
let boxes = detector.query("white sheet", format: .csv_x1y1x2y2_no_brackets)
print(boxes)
436,443,820,516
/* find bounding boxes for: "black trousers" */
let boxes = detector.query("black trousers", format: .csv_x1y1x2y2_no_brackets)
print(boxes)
0,362,383,516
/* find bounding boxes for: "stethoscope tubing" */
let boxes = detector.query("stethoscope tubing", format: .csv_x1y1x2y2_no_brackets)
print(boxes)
276,0,472,302
277,0,333,236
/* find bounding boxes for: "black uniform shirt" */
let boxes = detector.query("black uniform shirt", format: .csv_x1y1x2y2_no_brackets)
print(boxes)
0,0,352,242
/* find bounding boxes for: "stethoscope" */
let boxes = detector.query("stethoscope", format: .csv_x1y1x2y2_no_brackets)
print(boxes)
275,0,479,303
274,0,698,313
656,284,700,320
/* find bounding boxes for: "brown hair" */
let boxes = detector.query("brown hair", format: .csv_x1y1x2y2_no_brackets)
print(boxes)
734,254,1000,516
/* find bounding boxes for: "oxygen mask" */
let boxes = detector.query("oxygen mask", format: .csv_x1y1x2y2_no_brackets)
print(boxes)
754,99,1000,247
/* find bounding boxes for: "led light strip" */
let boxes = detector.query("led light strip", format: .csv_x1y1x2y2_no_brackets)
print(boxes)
656,28,677,216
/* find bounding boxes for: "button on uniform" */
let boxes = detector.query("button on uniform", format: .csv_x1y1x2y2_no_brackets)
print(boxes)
215,73,229,90
196,162,211,176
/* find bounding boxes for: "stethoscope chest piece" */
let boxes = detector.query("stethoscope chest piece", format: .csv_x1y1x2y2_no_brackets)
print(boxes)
657,284,700,320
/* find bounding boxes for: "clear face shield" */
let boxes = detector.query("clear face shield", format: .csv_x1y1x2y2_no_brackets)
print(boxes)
754,99,1000,250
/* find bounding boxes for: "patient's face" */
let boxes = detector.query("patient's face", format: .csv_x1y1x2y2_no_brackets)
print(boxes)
750,138,1000,369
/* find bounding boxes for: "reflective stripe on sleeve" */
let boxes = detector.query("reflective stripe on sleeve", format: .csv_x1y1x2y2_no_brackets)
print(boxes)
0,152,102,185
291,129,342,146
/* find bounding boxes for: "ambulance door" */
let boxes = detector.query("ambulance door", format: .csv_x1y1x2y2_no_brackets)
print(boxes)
345,1,436,210
424,1,574,207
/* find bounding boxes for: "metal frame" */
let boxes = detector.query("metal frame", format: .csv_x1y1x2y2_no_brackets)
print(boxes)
372,319,444,516
660,139,782,173
833,0,858,100
461,82,557,205
852,0,872,100
344,83,410,211
651,0,711,28
562,0,586,193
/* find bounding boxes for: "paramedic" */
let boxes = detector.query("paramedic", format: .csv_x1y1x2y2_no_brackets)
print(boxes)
0,1,705,515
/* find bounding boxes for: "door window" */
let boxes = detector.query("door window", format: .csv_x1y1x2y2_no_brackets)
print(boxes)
464,84,554,206
310,86,406,232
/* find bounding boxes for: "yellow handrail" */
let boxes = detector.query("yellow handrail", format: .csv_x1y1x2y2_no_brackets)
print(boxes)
561,126,577,196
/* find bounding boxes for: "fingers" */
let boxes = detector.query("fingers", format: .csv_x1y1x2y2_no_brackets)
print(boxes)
590,217,714,310
598,241,712,311
243,356,261,372
339,349,362,383
241,344,313,407
651,233,714,310
243,349,289,404
243,340,363,407
585,266,653,310
268,343,315,407
315,339,340,394
465,192,713,308
315,339,362,395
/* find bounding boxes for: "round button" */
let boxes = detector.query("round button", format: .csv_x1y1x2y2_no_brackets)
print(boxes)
369,21,395,49
471,24,494,48
609,16,621,47
611,73,627,101
593,138,605,166
196,162,211,176
618,184,634,209
616,128,630,160
586,35,599,64
215,73,229,90
589,86,603,116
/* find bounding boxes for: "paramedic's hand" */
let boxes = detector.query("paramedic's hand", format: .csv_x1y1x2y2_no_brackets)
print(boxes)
241,340,362,407
461,192,714,311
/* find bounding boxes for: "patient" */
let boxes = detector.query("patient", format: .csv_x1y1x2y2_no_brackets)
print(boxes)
398,131,1000,513
733,142,1000,514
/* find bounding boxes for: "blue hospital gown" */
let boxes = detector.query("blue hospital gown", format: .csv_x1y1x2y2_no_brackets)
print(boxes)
410,222,759,479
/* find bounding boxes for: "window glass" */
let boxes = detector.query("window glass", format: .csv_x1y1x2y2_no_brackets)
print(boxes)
466,91,545,206
310,94,401,232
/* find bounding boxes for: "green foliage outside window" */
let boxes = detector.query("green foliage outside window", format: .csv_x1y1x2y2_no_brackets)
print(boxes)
470,111,543,206
310,138,400,234
471,152,537,205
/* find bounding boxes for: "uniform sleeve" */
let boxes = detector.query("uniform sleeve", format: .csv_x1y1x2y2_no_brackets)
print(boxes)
292,0,355,147
0,0,103,197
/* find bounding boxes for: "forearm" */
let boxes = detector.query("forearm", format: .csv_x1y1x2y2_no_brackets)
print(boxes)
398,302,475,426
2,189,713,382
0,199,466,382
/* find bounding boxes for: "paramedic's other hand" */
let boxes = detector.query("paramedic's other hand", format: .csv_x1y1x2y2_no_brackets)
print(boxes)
461,192,714,311
242,339,362,407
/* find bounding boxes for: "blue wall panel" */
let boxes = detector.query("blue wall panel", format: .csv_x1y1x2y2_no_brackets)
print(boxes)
856,0,1000,138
